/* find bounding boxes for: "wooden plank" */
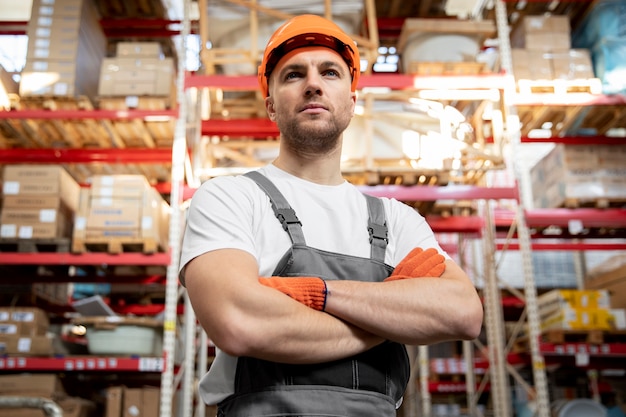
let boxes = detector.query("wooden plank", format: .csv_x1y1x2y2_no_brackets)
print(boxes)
517,78,603,95
72,237,162,255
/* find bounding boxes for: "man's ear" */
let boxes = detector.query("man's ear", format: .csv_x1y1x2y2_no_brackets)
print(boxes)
266,98,276,121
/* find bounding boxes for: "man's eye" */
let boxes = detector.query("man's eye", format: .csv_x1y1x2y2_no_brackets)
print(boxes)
325,69,339,77
286,72,301,80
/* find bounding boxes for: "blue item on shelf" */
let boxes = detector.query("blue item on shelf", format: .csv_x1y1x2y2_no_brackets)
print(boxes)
72,283,112,299
591,36,626,95
572,0,626,49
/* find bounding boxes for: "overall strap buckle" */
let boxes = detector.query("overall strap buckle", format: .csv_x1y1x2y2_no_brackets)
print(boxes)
368,221,388,244
276,208,302,232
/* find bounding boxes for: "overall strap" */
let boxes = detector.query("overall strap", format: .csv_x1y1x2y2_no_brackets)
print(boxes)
363,194,388,263
244,171,306,245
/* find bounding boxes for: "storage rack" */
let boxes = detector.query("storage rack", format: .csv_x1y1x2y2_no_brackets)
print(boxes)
1,0,626,416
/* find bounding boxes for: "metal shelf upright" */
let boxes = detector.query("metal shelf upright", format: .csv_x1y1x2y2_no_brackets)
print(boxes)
495,1,550,416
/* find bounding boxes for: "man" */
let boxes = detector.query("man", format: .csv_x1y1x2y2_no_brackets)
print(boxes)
180,14,483,416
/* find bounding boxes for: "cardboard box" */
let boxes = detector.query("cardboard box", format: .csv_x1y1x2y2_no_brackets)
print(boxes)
2,195,67,210
116,41,163,58
73,184,170,250
0,397,94,417
0,334,55,356
537,289,611,319
528,144,622,208
0,307,50,336
541,307,616,331
585,255,626,309
106,386,160,417
89,175,151,198
0,373,65,398
2,165,80,212
0,209,72,239
105,386,124,417
123,387,160,417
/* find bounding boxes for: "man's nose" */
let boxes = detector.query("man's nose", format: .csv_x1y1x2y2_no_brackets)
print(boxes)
304,73,323,96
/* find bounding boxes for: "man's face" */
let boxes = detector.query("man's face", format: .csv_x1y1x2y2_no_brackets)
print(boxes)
266,46,357,156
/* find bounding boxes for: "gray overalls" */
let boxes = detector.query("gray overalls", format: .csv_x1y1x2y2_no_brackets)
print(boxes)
217,171,410,416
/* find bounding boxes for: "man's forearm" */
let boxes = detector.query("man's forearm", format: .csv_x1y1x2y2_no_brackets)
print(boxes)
323,261,483,345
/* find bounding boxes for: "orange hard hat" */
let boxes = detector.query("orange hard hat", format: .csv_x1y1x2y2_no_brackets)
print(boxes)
257,14,360,97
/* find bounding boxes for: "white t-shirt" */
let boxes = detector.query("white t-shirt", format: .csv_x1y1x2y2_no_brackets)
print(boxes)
179,164,447,404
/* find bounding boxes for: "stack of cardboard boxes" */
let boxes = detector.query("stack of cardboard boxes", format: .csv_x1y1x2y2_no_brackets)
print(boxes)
98,41,176,101
0,374,95,417
510,15,595,83
105,385,160,417
537,289,626,332
0,307,53,356
72,174,169,253
586,254,626,311
19,0,106,98
528,144,626,208
0,164,80,240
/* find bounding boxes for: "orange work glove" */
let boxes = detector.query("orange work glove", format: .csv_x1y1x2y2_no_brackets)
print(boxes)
258,276,327,311
385,247,446,281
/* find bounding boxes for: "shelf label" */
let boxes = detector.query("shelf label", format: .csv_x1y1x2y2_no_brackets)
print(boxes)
139,357,164,372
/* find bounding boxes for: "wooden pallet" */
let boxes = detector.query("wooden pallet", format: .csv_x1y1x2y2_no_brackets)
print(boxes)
540,329,626,344
0,238,71,253
517,78,603,95
514,329,626,352
71,237,163,254
563,197,626,209
407,61,486,76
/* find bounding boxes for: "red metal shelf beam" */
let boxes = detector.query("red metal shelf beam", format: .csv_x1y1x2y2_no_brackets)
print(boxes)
520,136,626,145
497,241,626,251
525,208,626,229
201,118,279,137
512,93,626,106
185,73,511,91
0,148,173,164
360,185,519,201
0,252,171,266
0,108,178,120
0,356,164,372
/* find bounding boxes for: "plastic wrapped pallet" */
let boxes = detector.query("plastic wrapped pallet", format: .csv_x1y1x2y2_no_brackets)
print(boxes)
591,36,626,95
572,0,626,49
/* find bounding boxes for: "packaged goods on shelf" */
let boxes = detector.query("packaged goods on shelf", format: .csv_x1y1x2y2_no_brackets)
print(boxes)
72,316,163,356
540,306,621,331
512,48,595,81
0,306,50,335
537,289,611,319
2,164,81,211
20,0,106,98
585,253,626,309
98,40,175,100
72,175,170,253
572,0,626,49
510,15,571,52
115,41,164,58
0,164,80,239
98,56,176,97
591,36,626,95
0,307,54,356
106,385,160,417
528,144,626,208
0,373,66,399
397,18,495,74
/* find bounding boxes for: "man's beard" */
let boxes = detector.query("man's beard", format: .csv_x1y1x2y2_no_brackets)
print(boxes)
277,113,351,156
